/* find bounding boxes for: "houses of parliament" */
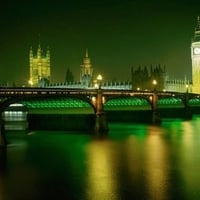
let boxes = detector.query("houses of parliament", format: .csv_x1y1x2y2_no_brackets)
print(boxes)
27,17,200,93
28,46,94,88
28,45,51,87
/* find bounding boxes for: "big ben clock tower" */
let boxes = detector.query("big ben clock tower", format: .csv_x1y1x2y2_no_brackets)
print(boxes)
191,16,200,93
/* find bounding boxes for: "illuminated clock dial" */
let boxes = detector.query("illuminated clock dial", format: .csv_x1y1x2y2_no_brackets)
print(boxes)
194,47,200,55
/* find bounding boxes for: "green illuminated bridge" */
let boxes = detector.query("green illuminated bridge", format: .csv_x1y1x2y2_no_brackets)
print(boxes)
1,87,200,146
0,87,199,111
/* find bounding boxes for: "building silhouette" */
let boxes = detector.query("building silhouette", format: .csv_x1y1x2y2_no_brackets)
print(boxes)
131,65,165,91
29,44,51,87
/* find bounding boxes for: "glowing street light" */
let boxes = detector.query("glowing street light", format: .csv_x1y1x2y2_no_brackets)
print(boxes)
97,74,103,81
94,83,98,89
186,84,189,93
28,79,33,87
152,79,157,86
152,79,157,91
97,74,103,89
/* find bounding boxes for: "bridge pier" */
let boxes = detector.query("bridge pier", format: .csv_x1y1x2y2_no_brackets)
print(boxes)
0,120,7,148
152,92,161,124
152,109,161,124
184,92,192,119
184,107,192,119
94,89,108,134
95,112,108,134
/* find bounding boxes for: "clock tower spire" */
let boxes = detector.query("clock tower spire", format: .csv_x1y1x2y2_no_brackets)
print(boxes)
193,16,200,42
191,16,200,93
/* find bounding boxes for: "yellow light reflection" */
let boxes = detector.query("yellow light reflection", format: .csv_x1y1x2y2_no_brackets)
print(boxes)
124,135,143,184
145,126,170,199
86,140,119,200
182,120,193,145
179,120,200,193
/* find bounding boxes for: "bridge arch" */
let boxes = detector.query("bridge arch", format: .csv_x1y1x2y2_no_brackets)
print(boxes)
104,96,152,110
188,97,200,106
0,95,98,134
157,96,185,108
0,95,96,114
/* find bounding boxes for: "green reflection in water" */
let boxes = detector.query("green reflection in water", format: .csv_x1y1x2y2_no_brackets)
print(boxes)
108,122,148,140
4,131,92,200
2,117,200,199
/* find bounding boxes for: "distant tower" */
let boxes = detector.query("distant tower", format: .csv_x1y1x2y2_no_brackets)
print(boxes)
29,44,51,87
80,49,93,87
191,16,200,93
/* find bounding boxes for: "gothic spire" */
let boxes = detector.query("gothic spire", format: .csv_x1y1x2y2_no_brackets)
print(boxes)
29,46,33,57
46,46,50,58
85,48,88,58
193,16,200,42
82,48,91,66
37,43,41,58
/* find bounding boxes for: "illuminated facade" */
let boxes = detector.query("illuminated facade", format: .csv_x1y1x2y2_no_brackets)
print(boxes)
29,45,51,87
191,16,200,93
80,49,93,87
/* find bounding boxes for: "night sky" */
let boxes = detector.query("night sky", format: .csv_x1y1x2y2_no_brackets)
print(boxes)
0,0,200,85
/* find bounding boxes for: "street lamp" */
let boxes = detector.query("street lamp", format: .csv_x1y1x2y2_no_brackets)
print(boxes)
186,84,189,93
28,79,33,87
152,79,157,91
97,74,103,89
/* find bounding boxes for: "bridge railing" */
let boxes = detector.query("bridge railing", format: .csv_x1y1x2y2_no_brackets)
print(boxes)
0,87,98,96
0,87,198,99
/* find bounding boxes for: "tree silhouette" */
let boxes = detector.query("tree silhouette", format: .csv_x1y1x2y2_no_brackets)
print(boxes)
65,68,74,82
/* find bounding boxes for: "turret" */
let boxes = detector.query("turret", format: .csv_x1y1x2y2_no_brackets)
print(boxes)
83,48,91,66
80,49,93,87
85,48,88,58
46,47,50,58
37,44,41,58
29,46,33,59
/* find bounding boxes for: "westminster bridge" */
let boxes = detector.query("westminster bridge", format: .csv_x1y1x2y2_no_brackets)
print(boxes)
1,87,200,147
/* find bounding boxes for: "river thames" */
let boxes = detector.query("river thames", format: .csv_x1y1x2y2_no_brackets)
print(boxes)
1,116,200,200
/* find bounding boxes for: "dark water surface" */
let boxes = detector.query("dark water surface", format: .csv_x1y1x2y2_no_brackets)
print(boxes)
1,117,200,200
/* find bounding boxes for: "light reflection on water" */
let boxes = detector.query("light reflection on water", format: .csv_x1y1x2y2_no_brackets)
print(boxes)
144,128,170,200
86,139,120,200
1,117,200,199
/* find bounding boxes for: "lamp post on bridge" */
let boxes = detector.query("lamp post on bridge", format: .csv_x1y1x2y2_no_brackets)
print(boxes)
186,84,189,93
95,74,108,135
152,79,161,124
28,79,33,87
184,84,192,119
152,79,157,91
96,74,103,114
97,74,103,89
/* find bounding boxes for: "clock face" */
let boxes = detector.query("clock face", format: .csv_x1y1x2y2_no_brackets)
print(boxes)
194,47,200,55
